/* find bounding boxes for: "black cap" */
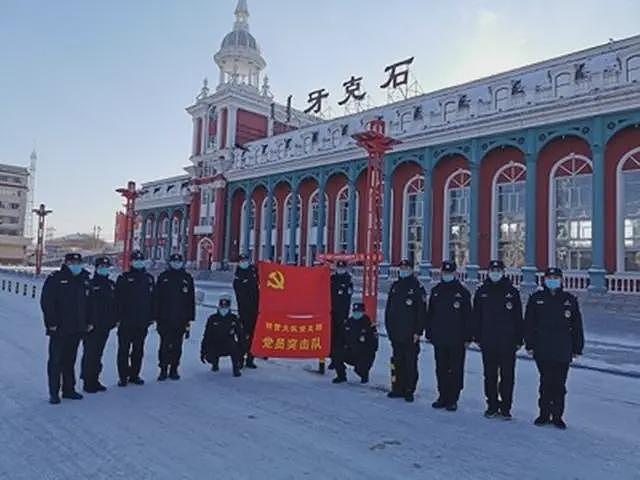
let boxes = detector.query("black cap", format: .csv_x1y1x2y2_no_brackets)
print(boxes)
94,256,111,268
336,260,347,268
352,302,365,312
238,253,249,261
169,253,184,262
64,253,82,263
545,267,563,277
398,259,412,268
488,260,505,270
441,260,457,273
218,295,231,308
131,250,144,261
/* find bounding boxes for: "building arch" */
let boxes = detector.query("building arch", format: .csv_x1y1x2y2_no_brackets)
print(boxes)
334,185,359,254
548,154,593,270
282,192,302,263
259,196,278,260
306,189,329,265
616,146,640,271
401,175,424,265
443,169,472,267
491,162,527,267
239,198,257,259
196,237,214,271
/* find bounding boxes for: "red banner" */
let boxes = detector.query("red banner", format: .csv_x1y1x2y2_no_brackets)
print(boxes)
251,262,331,358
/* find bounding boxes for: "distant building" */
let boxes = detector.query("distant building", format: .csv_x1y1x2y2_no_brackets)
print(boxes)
0,163,30,264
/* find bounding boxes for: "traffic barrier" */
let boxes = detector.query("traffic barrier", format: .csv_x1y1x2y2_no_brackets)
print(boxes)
0,273,41,301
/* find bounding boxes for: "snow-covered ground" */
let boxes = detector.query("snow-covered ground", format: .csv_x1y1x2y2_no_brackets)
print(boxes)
1,287,639,480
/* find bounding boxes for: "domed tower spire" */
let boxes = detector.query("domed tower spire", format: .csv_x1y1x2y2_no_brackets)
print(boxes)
214,0,266,90
234,0,249,31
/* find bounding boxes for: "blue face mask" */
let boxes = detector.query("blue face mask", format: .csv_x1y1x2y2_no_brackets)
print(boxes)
545,278,562,290
352,311,364,320
68,264,83,276
132,260,145,270
336,268,346,275
239,261,249,269
170,261,184,270
489,271,503,282
442,273,455,283
399,270,412,279
218,308,230,316
96,267,110,277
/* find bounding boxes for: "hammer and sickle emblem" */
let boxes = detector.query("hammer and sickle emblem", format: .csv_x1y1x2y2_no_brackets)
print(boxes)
267,270,285,290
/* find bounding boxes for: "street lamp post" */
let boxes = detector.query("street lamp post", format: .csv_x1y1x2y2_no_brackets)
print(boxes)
33,204,52,275
351,119,400,323
116,181,146,272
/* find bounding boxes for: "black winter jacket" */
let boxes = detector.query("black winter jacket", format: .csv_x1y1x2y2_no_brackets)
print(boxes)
40,265,91,335
425,280,473,347
472,277,524,352
115,268,155,329
155,268,195,331
87,274,118,332
384,275,427,344
524,287,585,363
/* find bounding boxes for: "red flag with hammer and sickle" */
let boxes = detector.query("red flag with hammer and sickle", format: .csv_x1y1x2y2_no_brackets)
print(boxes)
251,262,331,358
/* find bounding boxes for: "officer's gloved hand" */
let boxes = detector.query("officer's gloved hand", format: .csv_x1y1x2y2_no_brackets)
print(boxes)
185,323,191,339
47,326,58,335
200,353,206,364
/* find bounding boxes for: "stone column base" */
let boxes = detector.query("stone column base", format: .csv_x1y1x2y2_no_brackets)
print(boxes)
588,268,607,292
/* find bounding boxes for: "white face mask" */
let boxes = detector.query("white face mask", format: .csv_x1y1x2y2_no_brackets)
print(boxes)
489,271,503,282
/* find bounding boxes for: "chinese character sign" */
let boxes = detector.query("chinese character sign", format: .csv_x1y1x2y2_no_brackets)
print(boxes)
251,262,331,358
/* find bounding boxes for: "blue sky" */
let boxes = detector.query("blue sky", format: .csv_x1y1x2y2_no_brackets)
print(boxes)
1,0,638,240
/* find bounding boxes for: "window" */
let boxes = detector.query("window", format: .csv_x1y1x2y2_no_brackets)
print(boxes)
627,55,640,83
283,194,302,263
403,176,424,266
552,155,593,270
145,217,154,239
10,203,19,210
334,186,359,253
555,72,572,97
445,170,471,267
199,188,214,226
306,190,329,265
159,217,170,238
495,87,510,111
172,216,181,238
240,199,256,259
260,197,278,260
493,164,526,267
621,152,640,271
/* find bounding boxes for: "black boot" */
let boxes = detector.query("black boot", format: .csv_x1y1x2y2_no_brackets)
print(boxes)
62,391,83,400
360,373,369,384
169,366,180,380
96,382,107,392
484,406,499,418
118,378,128,387
405,393,415,403
158,367,168,381
129,377,145,385
534,412,552,426
332,375,347,384
233,367,242,378
211,358,220,372
552,416,567,430
245,356,257,369
49,395,61,405
83,382,98,394
431,398,447,409
387,391,404,399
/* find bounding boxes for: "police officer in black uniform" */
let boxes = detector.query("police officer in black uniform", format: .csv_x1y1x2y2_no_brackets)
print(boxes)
332,302,379,384
472,260,524,419
200,295,243,377
81,256,117,393
525,267,585,429
426,260,473,411
40,253,92,404
329,260,353,371
115,250,155,386
384,260,427,403
233,254,259,369
155,253,195,381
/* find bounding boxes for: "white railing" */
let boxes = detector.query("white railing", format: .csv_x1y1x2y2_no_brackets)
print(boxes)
606,272,640,294
562,271,591,290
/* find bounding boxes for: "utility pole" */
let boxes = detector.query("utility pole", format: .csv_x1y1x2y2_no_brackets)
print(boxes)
33,204,52,275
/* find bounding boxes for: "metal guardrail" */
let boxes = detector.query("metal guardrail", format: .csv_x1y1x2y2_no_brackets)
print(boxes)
0,274,40,299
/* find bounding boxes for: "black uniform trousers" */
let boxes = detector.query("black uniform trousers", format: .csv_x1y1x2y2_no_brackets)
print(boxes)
334,345,374,379
117,326,148,380
391,342,419,395
205,345,242,371
158,327,185,368
481,349,516,411
535,359,570,418
47,333,83,397
81,331,110,387
434,345,466,404
241,317,257,361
